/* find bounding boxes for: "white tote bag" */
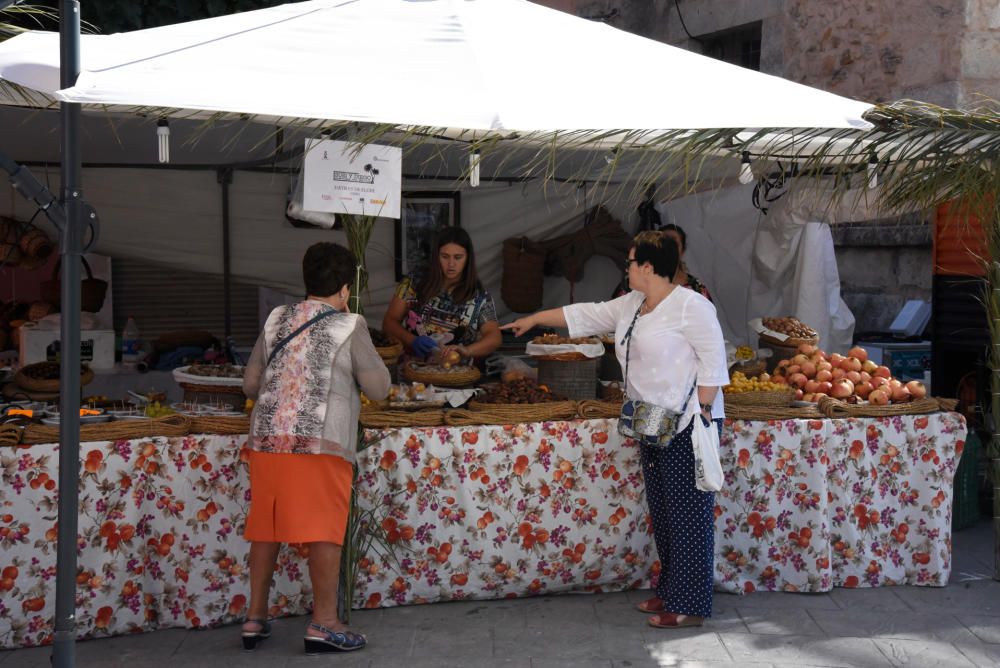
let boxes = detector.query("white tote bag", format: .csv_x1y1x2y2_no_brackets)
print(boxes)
691,415,723,492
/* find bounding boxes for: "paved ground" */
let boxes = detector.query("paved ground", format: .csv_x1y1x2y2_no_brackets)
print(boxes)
3,520,998,668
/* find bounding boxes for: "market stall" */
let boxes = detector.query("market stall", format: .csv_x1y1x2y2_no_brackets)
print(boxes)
0,402,964,648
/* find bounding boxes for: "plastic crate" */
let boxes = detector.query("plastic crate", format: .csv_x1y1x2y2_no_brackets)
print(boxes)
952,430,982,531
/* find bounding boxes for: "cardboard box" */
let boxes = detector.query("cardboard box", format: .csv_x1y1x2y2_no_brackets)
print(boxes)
20,328,115,370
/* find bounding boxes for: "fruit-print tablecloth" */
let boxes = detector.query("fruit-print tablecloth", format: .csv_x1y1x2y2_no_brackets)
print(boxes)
0,412,964,648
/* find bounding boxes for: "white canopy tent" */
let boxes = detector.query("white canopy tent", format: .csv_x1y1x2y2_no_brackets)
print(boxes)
0,0,873,134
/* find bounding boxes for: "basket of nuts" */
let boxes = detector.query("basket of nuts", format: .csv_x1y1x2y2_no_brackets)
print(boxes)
758,316,819,348
369,328,403,363
15,361,95,393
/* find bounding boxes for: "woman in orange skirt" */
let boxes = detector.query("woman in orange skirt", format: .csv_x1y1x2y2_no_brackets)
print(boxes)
240,242,390,655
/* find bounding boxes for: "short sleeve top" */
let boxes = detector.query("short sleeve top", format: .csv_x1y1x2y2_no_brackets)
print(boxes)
394,276,498,347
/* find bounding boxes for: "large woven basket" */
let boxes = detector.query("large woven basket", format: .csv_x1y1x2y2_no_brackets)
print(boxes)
724,389,796,408
729,359,766,379
725,403,824,420
576,399,622,419
359,409,446,428
446,400,578,426
375,339,403,363
818,396,943,418
22,414,191,445
188,415,251,434
15,363,95,393
401,362,481,387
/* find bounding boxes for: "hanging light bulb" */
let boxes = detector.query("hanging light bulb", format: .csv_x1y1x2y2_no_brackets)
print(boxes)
469,148,481,187
738,151,754,185
867,152,879,190
157,119,171,164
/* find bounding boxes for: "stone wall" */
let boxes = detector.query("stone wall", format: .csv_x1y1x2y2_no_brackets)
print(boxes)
830,216,932,335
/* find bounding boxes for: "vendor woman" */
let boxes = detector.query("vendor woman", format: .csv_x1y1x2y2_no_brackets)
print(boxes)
382,227,501,362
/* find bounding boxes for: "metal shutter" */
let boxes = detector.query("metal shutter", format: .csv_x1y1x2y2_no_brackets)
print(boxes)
111,258,260,347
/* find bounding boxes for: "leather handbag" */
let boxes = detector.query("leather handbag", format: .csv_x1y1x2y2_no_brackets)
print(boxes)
616,302,695,447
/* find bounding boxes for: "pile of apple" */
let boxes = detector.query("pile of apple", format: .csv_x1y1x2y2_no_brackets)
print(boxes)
768,344,927,404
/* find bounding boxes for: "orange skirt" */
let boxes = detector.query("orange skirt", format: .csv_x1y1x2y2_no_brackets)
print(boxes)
244,451,353,545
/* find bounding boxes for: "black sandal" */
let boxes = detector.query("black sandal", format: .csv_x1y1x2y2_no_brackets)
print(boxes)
303,622,367,654
240,618,272,651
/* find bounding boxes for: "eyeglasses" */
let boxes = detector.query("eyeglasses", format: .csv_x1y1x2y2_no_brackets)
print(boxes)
624,258,638,271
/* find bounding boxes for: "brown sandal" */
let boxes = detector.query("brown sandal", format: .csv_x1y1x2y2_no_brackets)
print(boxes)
648,612,704,628
636,597,665,613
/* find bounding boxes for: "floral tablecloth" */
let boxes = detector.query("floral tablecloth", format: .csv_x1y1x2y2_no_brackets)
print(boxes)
0,412,964,648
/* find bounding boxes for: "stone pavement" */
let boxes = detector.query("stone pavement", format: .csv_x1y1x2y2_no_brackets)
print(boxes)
3,520,997,668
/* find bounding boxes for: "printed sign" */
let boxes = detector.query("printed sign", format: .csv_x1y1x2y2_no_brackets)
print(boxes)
303,138,402,219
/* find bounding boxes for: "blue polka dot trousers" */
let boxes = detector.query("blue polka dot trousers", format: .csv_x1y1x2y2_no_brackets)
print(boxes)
638,417,720,618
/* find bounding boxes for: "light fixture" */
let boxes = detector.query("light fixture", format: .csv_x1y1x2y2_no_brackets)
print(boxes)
469,148,481,187
867,152,879,190
738,151,754,185
157,119,171,164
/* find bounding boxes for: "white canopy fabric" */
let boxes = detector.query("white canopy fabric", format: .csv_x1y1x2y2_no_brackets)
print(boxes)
0,0,873,135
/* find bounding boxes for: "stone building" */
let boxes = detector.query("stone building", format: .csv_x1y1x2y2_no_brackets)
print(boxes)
534,0,999,337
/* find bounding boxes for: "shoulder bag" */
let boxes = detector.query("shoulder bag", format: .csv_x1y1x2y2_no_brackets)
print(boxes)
616,301,695,447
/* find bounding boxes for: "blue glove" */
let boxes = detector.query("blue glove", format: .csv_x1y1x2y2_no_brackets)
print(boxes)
411,335,438,358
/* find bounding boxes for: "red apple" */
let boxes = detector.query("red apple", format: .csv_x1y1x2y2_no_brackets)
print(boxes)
905,380,927,400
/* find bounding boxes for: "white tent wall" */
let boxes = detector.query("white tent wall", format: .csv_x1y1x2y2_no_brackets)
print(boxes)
659,183,862,354
0,167,635,340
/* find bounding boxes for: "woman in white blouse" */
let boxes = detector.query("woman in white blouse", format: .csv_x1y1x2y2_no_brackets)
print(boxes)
503,230,728,629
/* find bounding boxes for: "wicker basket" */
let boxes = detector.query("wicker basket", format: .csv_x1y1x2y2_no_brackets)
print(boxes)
188,415,251,435
725,404,824,420
375,339,403,363
179,382,246,408
359,409,446,428
446,401,578,426
729,359,766,379
0,424,23,446
537,357,598,400
818,396,943,418
22,414,191,445
757,335,817,373
723,389,797,408
15,363,95,393
401,362,481,387
576,399,622,419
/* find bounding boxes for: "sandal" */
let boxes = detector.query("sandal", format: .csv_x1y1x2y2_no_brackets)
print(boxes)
648,612,704,629
240,618,272,651
304,622,367,654
636,597,665,613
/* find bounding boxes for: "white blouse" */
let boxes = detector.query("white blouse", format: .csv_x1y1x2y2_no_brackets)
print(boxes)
563,288,729,421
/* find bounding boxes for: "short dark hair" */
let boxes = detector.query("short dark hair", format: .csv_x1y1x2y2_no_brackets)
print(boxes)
631,231,679,280
660,223,687,252
302,242,356,297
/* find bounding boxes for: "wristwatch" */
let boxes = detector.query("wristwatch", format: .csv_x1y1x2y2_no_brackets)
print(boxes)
699,402,713,414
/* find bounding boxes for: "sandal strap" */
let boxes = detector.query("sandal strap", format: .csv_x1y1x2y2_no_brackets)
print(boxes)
308,623,365,642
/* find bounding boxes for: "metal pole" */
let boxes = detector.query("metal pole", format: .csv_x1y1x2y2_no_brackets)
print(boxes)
219,168,233,340
53,0,82,666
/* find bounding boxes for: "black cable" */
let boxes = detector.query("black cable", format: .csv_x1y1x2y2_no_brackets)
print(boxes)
673,0,702,43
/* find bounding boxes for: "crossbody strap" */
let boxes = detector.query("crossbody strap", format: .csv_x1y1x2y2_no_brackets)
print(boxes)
267,307,339,366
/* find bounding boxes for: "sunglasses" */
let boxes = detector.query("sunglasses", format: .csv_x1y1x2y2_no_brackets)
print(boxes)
624,258,638,271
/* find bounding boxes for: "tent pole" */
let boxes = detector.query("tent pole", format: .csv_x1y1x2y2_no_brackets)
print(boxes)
219,168,233,340
53,0,83,666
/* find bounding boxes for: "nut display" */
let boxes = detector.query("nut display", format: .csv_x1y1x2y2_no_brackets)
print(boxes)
185,364,244,378
478,378,565,404
369,328,395,347
531,334,601,345
20,361,88,381
762,317,817,340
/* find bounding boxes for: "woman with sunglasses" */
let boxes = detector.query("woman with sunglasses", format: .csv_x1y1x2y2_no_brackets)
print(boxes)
502,230,728,629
